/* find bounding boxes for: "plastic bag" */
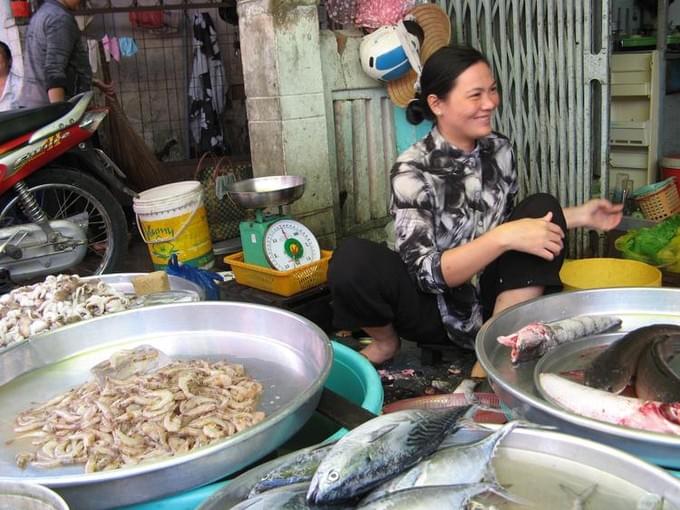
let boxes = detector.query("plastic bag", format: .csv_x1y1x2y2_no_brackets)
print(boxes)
165,254,224,300
615,214,680,267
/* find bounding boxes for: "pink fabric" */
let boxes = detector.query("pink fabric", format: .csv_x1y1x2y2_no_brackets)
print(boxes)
325,0,356,25
354,0,416,28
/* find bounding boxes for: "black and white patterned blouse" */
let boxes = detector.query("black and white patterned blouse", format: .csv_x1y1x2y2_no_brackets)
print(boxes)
390,127,518,348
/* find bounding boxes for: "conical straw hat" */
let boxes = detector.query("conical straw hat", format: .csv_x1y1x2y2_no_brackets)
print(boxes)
387,4,452,108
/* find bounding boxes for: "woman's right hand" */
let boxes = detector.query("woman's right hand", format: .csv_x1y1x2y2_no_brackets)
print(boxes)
496,212,565,260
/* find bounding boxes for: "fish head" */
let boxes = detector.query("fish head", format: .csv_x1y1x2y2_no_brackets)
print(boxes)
306,446,368,504
498,323,551,363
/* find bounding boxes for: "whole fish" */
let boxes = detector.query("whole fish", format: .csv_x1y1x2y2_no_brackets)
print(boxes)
585,324,680,393
497,315,622,364
635,334,680,403
362,420,523,503
198,442,335,510
306,406,472,504
249,442,335,496
355,483,518,510
230,483,353,510
539,373,680,434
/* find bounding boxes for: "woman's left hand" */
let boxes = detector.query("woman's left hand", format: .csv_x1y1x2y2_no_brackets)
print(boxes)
577,199,624,231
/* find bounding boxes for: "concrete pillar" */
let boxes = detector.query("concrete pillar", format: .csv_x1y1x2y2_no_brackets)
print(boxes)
237,0,336,246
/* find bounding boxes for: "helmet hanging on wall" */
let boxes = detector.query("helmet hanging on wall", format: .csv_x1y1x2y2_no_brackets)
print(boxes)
359,19,424,82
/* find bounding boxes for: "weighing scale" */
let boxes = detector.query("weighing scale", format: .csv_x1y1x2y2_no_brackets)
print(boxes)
225,176,321,271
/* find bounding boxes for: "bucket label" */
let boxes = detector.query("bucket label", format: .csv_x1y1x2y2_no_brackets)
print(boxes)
139,206,214,269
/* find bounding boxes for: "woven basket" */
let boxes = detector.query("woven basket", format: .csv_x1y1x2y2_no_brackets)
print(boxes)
634,177,680,221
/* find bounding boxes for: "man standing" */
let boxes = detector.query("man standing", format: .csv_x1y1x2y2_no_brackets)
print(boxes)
18,0,112,108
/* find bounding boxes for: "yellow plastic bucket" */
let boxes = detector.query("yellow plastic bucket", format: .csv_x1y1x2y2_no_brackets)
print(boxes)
560,258,661,291
133,181,214,270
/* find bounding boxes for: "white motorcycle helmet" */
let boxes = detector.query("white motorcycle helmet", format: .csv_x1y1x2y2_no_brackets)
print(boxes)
360,19,424,82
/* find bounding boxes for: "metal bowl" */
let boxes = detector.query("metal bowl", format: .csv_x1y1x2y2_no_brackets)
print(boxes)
475,287,680,469
225,176,305,210
0,481,70,510
0,302,332,509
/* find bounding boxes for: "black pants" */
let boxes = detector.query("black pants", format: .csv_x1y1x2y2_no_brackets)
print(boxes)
327,193,567,346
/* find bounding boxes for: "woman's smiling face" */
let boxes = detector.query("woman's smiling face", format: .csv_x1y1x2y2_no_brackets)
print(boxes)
428,61,499,151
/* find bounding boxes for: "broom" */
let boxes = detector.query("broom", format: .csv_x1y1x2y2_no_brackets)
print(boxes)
98,43,165,192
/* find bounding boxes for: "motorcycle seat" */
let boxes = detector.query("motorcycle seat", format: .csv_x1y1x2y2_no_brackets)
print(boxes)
0,102,74,146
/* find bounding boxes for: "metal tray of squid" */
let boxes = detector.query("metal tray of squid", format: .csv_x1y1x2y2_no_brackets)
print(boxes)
0,302,333,509
475,287,680,469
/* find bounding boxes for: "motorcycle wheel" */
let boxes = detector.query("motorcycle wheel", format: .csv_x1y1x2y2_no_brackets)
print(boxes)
0,166,128,276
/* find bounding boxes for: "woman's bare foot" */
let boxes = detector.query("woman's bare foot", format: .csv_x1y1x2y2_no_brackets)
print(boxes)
360,336,400,365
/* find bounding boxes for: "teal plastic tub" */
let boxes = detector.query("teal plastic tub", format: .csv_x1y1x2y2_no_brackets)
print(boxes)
120,341,383,510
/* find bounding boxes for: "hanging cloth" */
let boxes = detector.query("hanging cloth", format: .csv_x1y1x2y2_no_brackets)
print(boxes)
354,0,417,28
325,0,356,25
188,12,227,154
87,39,100,74
118,37,138,57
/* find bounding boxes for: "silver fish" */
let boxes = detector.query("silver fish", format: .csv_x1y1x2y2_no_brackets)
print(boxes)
363,421,523,503
249,442,335,496
306,406,472,504
497,315,622,364
199,442,334,510
355,483,516,510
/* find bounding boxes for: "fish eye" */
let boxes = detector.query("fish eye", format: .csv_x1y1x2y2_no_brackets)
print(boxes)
327,470,339,482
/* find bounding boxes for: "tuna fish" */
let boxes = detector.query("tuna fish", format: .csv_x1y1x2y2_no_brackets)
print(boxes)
231,483,353,510
355,483,519,510
362,420,524,504
306,406,472,504
249,442,335,496
539,373,680,434
584,324,680,394
497,315,622,364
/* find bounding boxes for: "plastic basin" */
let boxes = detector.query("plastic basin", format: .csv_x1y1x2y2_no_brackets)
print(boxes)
121,341,383,510
560,258,662,290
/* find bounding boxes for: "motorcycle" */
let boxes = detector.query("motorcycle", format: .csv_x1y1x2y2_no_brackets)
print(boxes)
0,91,135,282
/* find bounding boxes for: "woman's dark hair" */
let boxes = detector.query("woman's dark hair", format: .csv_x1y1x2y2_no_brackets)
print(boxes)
0,42,12,67
406,45,489,125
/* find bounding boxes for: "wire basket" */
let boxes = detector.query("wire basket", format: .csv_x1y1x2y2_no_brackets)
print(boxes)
633,177,680,221
224,250,332,297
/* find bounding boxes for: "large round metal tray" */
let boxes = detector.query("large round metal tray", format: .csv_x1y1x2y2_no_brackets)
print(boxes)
0,302,332,509
476,287,680,469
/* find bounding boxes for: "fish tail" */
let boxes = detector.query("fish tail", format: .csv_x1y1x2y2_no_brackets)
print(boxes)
484,483,531,506
406,407,472,449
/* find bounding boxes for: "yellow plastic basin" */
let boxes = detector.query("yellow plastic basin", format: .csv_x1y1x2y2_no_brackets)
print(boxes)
560,258,662,291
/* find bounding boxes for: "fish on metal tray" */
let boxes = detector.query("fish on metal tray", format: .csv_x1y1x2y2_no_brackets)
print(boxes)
362,420,525,504
635,334,680,403
306,406,472,504
248,442,336,497
497,315,622,364
230,483,353,510
197,441,335,510
584,324,680,394
354,482,522,510
539,373,680,434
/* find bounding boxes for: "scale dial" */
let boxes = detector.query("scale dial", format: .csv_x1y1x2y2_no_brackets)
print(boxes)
263,219,321,271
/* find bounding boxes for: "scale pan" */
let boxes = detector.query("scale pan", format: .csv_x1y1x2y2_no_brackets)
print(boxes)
226,176,305,209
